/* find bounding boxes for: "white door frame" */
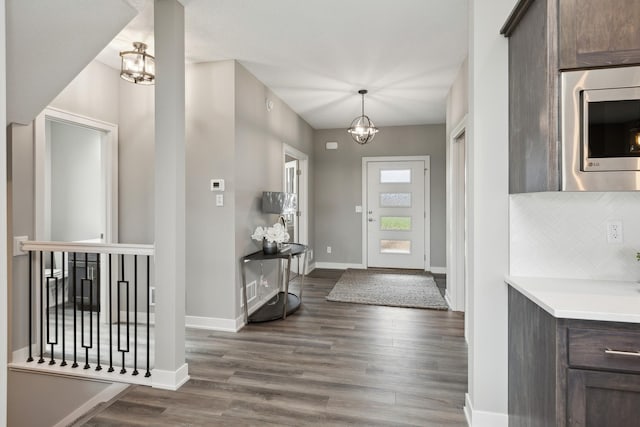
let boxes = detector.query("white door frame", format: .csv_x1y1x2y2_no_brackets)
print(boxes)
34,107,118,322
282,143,309,249
362,155,431,271
34,107,118,244
446,116,467,312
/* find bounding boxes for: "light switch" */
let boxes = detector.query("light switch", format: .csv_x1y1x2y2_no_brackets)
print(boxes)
216,194,224,206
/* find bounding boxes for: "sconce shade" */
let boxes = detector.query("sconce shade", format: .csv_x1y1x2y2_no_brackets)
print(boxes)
262,192,297,215
120,42,155,85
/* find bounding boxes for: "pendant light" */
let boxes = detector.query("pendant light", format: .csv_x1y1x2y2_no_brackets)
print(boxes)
347,89,379,144
120,42,155,85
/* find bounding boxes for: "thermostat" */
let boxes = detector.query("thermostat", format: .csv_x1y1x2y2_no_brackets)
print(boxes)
210,179,225,191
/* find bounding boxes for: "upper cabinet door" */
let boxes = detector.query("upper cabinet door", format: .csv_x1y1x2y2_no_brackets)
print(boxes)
559,0,640,69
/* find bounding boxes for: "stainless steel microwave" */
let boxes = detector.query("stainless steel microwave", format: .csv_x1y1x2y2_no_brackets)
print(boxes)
562,66,640,191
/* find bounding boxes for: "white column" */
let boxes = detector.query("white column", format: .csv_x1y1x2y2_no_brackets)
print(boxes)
152,0,188,390
0,0,8,421
465,0,516,425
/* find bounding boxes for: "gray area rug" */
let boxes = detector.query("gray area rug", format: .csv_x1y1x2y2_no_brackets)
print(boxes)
326,269,449,310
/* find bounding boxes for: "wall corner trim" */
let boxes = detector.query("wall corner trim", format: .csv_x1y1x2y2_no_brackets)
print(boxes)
464,393,508,427
52,383,129,427
151,363,189,391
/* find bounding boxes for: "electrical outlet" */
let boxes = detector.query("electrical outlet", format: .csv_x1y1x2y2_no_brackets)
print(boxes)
606,221,623,243
327,246,332,254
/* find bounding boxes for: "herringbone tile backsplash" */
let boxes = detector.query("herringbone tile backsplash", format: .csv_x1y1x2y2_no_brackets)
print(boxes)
510,192,640,281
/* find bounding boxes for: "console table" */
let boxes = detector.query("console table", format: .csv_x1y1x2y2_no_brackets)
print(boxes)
240,243,308,323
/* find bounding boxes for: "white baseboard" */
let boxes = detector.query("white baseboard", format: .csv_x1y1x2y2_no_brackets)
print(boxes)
314,262,365,270
12,346,31,363
151,363,189,391
464,393,508,427
306,262,316,273
429,266,446,274
53,382,129,427
185,315,244,332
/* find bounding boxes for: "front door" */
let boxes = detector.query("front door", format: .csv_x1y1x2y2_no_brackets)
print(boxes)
366,160,427,269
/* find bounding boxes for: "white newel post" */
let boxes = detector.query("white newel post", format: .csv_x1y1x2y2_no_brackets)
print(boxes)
152,0,189,390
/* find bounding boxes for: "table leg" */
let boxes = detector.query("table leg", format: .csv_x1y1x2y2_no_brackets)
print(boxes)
283,255,292,319
299,250,307,301
241,260,249,324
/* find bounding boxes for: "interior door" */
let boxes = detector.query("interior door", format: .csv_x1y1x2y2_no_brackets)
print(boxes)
367,160,425,269
284,159,299,242
284,158,299,273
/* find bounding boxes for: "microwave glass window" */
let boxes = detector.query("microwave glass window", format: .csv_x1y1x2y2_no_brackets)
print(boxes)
587,100,640,158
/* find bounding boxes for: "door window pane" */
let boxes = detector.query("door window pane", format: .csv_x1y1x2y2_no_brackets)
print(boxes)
380,169,411,183
380,216,411,231
380,192,411,207
380,240,411,254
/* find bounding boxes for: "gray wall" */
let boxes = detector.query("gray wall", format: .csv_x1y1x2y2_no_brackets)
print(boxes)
49,121,103,242
233,62,314,317
8,370,111,426
10,60,120,351
118,78,155,244
313,125,446,268
119,60,315,322
185,60,237,319
446,57,468,135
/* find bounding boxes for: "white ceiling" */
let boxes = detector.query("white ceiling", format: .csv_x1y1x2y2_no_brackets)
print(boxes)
97,0,468,130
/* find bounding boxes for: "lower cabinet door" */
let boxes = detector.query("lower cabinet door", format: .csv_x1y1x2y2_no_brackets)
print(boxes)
568,369,640,427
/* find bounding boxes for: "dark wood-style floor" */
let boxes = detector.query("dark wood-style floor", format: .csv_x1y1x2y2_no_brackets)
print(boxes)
78,269,467,426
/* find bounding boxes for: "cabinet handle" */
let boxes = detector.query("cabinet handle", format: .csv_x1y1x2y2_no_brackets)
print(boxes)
604,348,640,357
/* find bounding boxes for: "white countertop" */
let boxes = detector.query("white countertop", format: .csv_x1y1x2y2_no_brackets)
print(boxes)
505,276,640,323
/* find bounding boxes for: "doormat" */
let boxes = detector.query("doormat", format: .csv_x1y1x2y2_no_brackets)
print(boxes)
326,268,449,310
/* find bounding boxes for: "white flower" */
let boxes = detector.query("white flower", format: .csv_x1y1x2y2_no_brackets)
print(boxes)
252,222,290,244
251,226,266,241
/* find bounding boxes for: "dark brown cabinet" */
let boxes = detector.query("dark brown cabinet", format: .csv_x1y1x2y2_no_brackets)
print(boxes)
502,0,560,193
568,369,640,427
502,0,640,193
559,0,640,70
508,287,640,426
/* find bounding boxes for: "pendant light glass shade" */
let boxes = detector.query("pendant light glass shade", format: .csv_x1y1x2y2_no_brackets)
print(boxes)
120,42,155,85
347,89,379,144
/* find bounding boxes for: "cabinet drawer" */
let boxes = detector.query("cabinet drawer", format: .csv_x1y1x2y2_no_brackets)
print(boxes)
568,328,640,373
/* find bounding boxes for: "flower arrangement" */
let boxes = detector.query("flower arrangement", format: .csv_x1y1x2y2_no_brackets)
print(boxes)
251,222,290,244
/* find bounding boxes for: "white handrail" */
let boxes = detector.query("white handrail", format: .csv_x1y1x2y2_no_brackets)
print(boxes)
20,240,154,256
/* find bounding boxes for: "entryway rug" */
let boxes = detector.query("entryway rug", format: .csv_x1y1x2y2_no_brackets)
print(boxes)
326,268,449,310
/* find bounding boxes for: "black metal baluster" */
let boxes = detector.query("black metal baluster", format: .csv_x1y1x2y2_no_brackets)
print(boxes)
61,252,67,366
47,251,58,365
81,253,93,369
27,250,33,362
145,255,151,378
72,252,78,368
117,254,130,374
96,253,102,372
108,254,114,373
133,255,138,376
38,251,44,364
